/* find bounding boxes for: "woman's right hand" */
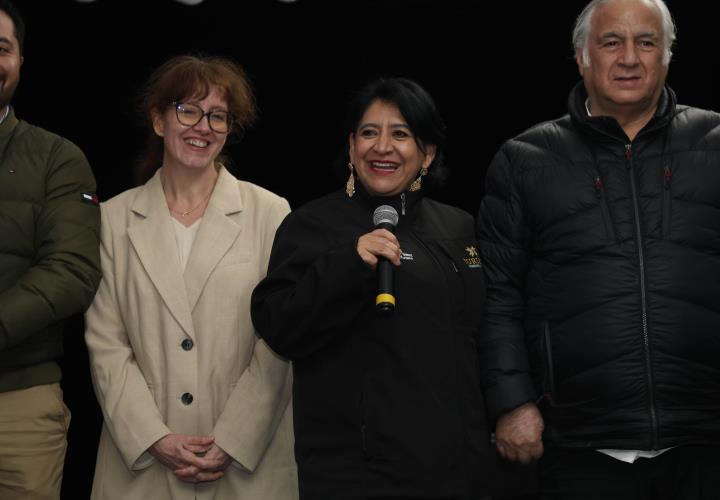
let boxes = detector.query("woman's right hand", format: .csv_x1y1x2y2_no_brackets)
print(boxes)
356,228,402,269
149,434,215,472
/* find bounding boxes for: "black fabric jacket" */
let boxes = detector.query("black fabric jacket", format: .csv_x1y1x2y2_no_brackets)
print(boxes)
252,185,490,500
477,82,720,450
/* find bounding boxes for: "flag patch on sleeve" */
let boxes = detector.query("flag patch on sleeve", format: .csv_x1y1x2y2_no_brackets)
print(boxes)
81,192,100,205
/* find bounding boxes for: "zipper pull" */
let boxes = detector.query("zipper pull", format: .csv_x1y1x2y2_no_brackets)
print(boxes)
401,192,406,215
594,176,602,198
451,261,459,273
625,144,633,161
663,163,672,189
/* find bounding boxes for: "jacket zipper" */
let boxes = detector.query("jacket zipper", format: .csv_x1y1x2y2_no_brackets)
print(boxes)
662,163,672,237
594,176,616,241
625,143,659,449
360,371,368,454
361,423,367,454
408,227,468,459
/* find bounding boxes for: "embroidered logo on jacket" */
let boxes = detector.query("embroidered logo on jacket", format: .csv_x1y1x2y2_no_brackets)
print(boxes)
463,246,481,268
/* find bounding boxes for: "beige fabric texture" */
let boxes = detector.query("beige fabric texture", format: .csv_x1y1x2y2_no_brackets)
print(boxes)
0,383,70,500
85,167,297,500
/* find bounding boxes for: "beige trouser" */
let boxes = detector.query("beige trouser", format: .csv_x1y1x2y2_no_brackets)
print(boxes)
0,383,71,500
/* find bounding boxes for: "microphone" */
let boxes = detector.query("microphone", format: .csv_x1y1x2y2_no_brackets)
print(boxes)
373,205,399,315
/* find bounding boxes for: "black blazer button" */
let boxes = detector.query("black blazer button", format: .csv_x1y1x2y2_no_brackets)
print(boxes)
181,393,193,405
181,338,194,351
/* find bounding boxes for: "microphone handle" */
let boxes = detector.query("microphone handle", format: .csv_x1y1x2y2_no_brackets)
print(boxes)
376,258,394,315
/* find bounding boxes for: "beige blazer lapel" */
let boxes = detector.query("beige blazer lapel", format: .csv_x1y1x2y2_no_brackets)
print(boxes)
184,167,243,312
127,170,196,339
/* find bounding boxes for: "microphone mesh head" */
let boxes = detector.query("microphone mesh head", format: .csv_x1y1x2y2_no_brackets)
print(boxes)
373,205,399,227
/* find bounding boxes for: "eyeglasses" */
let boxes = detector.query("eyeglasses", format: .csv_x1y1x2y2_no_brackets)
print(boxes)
172,102,235,134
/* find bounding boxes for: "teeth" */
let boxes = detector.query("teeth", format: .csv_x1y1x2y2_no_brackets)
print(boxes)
371,162,397,168
186,138,208,147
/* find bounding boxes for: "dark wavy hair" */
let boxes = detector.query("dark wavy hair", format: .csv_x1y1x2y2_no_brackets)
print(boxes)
0,0,25,54
135,54,256,184
342,76,448,190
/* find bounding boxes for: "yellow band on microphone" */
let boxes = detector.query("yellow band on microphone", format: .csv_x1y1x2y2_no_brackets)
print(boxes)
376,293,396,306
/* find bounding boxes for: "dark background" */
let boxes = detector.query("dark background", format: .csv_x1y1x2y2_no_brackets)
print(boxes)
8,0,716,497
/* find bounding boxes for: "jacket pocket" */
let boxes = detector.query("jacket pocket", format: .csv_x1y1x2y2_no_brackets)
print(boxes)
594,176,617,242
662,162,672,237
359,388,370,458
359,375,463,469
540,320,556,404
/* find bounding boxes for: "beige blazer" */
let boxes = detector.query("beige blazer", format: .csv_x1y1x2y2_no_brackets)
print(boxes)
85,167,297,500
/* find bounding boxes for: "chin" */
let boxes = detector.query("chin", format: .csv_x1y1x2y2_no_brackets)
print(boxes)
604,90,649,104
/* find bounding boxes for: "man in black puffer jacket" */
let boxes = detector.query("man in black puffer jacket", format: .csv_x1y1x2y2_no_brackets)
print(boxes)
477,0,720,497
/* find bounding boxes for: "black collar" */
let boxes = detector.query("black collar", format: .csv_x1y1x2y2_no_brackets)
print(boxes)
568,81,677,143
351,181,424,226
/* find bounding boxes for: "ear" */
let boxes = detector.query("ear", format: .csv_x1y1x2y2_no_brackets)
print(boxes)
151,109,165,137
576,49,585,76
20,55,23,66
422,144,437,170
348,133,355,162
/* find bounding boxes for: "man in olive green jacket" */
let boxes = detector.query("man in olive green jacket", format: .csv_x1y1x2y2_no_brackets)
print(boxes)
0,2,101,498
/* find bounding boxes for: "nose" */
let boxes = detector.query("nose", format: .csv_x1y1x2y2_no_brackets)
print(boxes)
373,129,393,154
192,114,213,133
619,43,640,66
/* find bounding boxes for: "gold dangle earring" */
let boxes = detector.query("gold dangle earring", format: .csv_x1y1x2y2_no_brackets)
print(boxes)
346,162,356,197
409,167,428,192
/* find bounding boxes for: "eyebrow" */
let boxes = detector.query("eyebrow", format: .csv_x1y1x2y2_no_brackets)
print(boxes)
635,31,660,39
0,36,14,46
359,122,411,129
182,101,229,112
599,30,659,40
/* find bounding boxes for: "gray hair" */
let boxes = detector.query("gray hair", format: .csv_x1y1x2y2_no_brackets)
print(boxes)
572,0,676,67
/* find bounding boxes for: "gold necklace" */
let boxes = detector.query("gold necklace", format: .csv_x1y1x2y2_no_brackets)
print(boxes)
168,193,211,217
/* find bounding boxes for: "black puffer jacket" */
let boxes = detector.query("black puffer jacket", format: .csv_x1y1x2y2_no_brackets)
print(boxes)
477,82,720,450
252,185,490,500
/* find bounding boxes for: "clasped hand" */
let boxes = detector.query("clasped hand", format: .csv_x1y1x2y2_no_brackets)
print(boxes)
149,434,233,483
495,402,545,464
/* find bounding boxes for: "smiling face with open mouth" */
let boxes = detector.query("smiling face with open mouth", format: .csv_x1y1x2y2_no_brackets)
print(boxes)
152,85,229,172
349,99,435,198
578,0,667,119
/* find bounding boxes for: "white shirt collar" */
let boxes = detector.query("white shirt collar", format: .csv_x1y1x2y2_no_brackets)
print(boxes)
0,106,10,125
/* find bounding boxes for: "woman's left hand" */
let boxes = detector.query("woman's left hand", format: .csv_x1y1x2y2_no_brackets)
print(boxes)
174,443,234,483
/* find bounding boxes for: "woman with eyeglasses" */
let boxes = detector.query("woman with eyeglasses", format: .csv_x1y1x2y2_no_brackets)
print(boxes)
84,55,297,500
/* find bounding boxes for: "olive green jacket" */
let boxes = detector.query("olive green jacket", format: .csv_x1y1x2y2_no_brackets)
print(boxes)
0,108,101,392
